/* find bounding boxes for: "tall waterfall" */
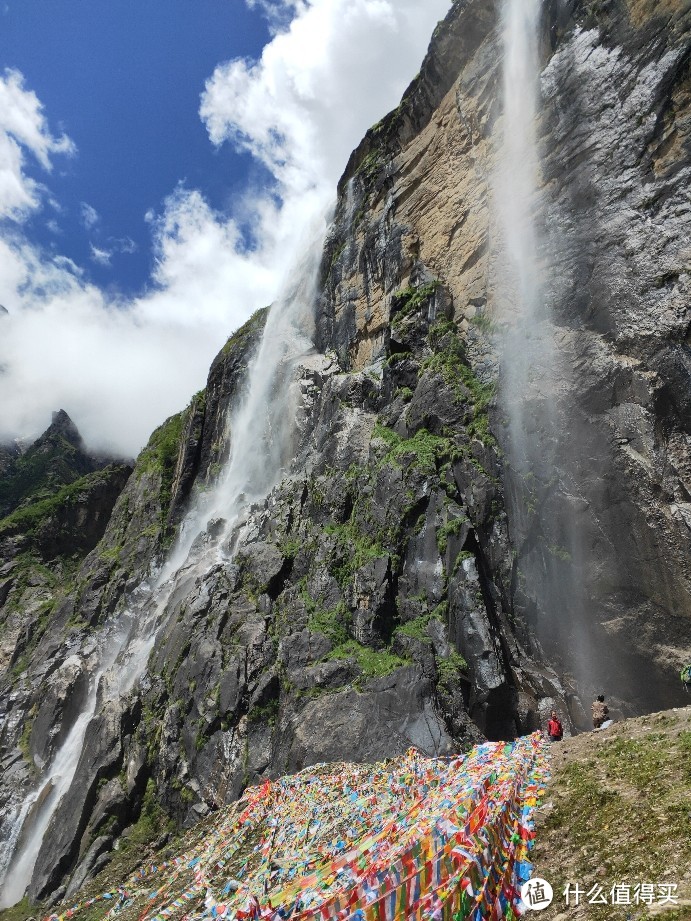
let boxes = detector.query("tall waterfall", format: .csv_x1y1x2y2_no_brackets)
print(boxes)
0,215,329,907
496,0,552,472
495,0,598,716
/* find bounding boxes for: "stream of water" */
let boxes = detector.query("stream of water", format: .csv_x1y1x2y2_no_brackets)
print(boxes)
0,215,330,907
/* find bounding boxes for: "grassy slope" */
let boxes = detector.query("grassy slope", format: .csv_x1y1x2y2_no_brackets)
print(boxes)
533,706,691,920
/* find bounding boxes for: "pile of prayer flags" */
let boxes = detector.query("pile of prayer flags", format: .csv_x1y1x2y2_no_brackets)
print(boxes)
45,733,549,921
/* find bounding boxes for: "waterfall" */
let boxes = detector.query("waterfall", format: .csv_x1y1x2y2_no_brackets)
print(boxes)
495,0,599,714
496,0,552,473
0,214,330,907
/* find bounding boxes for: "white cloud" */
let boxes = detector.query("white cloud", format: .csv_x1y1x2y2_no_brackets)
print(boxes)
88,237,137,267
0,68,74,221
89,244,111,266
0,0,449,456
201,0,449,195
80,202,100,230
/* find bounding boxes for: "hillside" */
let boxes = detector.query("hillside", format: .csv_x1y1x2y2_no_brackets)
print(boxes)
2,711,689,921
533,707,691,920
1,733,550,921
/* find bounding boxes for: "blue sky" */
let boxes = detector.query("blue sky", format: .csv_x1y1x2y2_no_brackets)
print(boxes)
1,0,272,295
0,0,450,455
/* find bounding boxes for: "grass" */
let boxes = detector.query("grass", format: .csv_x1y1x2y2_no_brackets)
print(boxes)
324,520,387,587
221,307,268,356
390,281,440,324
421,324,496,446
135,388,205,521
247,699,280,726
535,715,691,918
394,614,441,644
0,780,177,921
436,513,469,556
437,651,469,689
372,423,457,474
326,640,409,679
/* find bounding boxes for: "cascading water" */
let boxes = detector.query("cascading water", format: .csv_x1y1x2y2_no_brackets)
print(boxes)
496,0,553,470
0,214,330,908
495,0,598,716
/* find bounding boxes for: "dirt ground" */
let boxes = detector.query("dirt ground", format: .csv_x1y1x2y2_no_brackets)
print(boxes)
530,705,691,921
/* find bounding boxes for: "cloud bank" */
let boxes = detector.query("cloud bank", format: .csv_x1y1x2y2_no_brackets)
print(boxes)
0,0,449,457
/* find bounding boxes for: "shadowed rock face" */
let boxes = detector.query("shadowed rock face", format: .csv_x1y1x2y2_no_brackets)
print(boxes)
1,0,691,905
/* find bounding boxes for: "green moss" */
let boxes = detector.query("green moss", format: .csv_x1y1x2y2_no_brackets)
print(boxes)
137,413,184,488
119,778,172,852
324,521,386,587
247,698,280,726
326,640,408,679
391,281,440,323
469,313,495,334
421,325,496,446
437,650,469,689
436,514,468,556
394,614,444,644
356,149,383,188
373,424,456,473
278,537,302,561
308,604,351,646
18,713,35,767
452,550,475,573
0,897,35,921
547,544,572,563
221,307,268,357
384,351,412,367
99,544,123,564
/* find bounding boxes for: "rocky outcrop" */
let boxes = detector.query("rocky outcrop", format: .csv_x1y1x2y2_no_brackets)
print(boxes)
2,0,691,908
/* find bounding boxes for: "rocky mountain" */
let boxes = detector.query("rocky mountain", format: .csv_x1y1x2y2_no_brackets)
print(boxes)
1,0,690,910
0,412,132,675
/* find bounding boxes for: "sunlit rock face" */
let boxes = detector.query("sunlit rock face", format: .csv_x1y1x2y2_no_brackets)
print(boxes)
2,0,691,906
319,0,691,718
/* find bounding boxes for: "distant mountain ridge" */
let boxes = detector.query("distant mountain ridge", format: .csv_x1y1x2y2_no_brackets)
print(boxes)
0,410,121,521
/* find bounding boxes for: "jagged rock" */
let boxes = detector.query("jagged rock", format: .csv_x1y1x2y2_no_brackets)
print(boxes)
65,835,113,899
28,657,90,770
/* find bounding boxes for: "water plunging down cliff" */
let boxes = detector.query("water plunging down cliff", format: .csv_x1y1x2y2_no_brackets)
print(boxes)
1,0,690,907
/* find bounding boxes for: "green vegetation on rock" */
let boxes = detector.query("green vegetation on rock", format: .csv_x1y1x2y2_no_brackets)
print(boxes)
0,467,120,538
423,323,496,445
326,639,408,679
373,423,457,473
437,651,469,690
391,281,440,325
394,614,443,644
222,307,269,356
535,711,691,916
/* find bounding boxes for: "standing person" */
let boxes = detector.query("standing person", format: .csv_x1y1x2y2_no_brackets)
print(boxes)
546,709,563,742
592,694,608,729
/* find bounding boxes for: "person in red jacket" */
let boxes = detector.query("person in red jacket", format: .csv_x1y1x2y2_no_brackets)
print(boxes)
547,709,563,742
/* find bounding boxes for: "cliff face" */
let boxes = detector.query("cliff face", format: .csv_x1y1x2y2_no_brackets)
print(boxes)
1,0,691,908
320,0,691,715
